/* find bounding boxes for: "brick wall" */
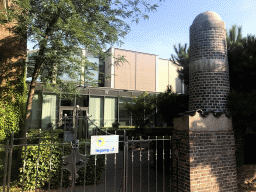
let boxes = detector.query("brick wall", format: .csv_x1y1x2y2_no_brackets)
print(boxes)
172,130,190,192
190,28,227,63
172,130,238,192
0,23,27,87
234,130,244,167
190,131,237,192
189,71,230,112
189,26,229,113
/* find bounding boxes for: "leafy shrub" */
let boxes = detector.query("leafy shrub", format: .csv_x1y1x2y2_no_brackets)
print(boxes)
19,129,104,190
76,152,105,184
19,139,62,190
0,145,5,185
0,75,26,142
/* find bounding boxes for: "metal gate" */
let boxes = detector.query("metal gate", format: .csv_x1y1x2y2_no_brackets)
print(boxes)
1,115,172,192
121,133,172,192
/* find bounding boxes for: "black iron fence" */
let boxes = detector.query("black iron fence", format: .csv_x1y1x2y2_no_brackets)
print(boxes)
1,116,172,192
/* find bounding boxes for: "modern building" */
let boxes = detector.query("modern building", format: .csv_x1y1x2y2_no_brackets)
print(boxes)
27,47,185,134
104,47,184,93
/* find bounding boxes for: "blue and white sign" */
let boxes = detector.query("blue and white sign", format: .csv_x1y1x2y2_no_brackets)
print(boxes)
90,135,119,155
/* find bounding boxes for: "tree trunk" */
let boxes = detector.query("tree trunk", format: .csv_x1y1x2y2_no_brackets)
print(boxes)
20,66,41,142
20,11,60,141
20,44,46,143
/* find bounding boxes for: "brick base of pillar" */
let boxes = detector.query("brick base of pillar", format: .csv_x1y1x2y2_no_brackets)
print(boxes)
171,111,238,192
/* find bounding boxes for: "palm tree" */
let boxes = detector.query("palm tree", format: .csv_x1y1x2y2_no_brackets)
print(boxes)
170,43,189,91
226,25,243,52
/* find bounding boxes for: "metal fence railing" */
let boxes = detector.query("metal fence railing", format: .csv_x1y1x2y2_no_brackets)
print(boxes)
1,116,172,192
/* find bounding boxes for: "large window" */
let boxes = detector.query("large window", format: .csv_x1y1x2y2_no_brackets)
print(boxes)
119,97,132,126
61,98,74,106
88,96,118,129
59,96,89,135
76,95,89,107
104,97,117,127
89,96,104,132
41,94,58,129
26,49,101,86
29,93,42,129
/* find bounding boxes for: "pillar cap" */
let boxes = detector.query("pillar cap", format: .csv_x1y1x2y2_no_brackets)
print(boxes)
193,11,222,25
191,11,225,30
177,109,231,118
174,110,232,131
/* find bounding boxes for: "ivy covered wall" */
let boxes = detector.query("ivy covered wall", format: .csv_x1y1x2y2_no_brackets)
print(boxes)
0,69,27,142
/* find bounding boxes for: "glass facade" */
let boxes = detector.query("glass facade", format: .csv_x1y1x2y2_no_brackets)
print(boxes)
28,93,42,129
104,97,117,127
29,93,135,131
29,90,167,134
88,96,104,133
26,50,102,87
118,97,131,126
41,94,58,128
83,57,100,87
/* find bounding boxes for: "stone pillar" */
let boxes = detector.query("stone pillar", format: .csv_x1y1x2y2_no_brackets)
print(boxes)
189,11,229,112
171,11,238,192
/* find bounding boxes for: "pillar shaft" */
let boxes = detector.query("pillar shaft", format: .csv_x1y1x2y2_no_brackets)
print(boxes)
189,12,229,112
172,129,237,192
172,11,238,192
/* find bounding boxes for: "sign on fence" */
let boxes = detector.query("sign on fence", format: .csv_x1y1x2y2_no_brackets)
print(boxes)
90,135,119,155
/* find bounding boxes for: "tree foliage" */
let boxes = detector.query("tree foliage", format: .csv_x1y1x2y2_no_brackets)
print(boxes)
122,86,189,127
19,129,105,190
156,86,189,126
168,25,256,131
226,25,243,52
228,34,256,131
1,0,164,135
226,26,256,121
121,92,157,128
3,0,163,88
170,43,189,86
0,70,27,142
228,34,256,92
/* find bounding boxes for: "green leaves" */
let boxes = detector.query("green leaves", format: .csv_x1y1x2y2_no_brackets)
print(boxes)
0,72,26,142
228,34,256,124
170,43,189,86
156,86,188,126
229,34,256,92
19,139,63,190
11,0,164,87
19,130,105,190
121,92,157,128
121,86,189,127
1,0,164,135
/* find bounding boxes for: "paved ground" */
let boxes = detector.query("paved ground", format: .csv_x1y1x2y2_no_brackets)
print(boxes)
60,147,171,192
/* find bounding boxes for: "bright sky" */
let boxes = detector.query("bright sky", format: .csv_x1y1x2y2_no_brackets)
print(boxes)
28,0,256,60
111,0,256,60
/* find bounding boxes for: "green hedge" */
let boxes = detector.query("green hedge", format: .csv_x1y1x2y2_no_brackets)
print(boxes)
19,129,104,190
0,73,27,142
